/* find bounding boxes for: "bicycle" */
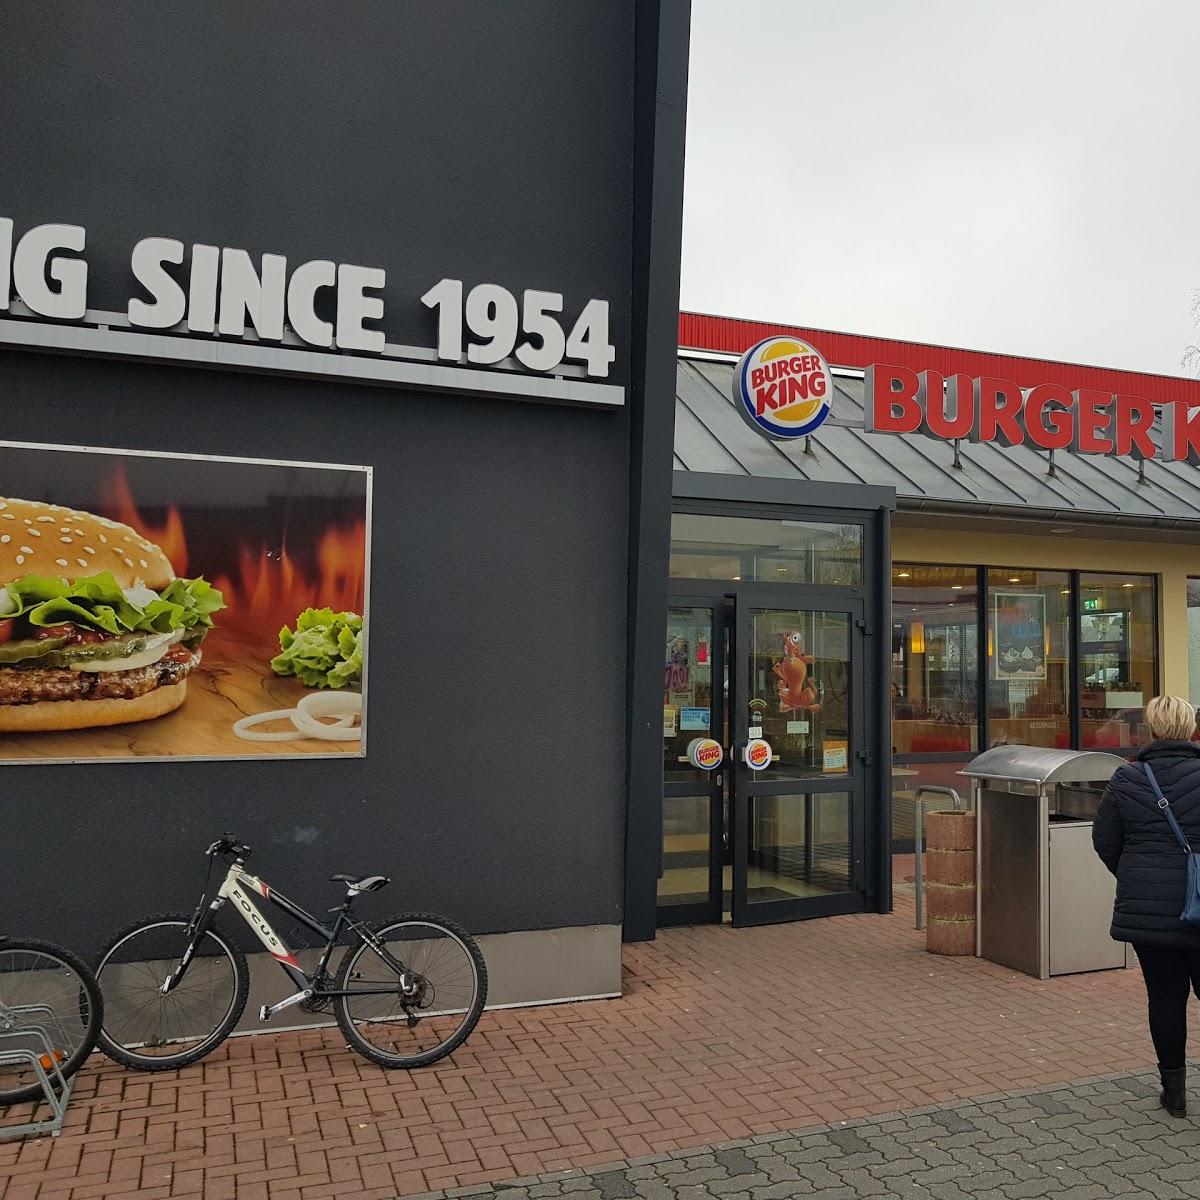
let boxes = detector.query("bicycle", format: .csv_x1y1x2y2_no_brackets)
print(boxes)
0,938,103,1107
93,834,487,1072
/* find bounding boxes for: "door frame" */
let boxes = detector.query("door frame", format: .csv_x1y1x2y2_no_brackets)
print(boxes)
626,472,895,942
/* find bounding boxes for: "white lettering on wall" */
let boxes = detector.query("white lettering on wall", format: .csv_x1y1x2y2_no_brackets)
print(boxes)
421,278,614,377
0,219,11,313
0,217,618,390
12,224,87,320
286,259,336,348
335,264,386,354
218,248,288,342
186,243,220,334
128,237,187,328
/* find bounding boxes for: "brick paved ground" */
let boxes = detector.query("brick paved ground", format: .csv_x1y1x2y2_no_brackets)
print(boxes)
440,1069,1200,1200
0,894,1161,1199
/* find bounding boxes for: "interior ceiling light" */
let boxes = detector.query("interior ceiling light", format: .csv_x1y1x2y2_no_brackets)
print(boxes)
1008,576,1021,583
1122,582,1134,588
897,571,911,578
951,585,963,590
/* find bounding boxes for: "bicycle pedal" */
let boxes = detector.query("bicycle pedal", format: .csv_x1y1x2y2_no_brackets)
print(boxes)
258,1004,271,1022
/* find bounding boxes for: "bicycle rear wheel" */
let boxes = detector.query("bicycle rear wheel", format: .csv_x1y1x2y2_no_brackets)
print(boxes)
94,914,248,1071
0,938,103,1106
335,913,487,1069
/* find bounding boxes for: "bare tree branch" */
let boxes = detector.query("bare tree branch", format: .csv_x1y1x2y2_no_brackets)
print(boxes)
1184,289,1200,375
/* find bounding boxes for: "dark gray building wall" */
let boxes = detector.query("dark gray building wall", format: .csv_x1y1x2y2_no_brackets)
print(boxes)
0,1,674,952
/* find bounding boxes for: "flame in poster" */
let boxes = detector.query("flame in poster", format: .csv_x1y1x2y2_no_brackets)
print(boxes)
214,525,366,634
101,466,189,575
99,463,366,635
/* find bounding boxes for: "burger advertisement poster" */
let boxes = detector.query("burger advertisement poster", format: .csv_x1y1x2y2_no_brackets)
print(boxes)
0,442,369,763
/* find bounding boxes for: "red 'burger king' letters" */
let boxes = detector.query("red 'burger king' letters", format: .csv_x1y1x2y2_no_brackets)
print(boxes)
864,364,1163,462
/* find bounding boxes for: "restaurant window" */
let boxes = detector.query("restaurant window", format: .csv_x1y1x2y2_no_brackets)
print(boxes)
890,562,1163,848
670,514,863,585
890,564,979,851
1190,579,1200,710
1079,573,1157,750
891,564,979,756
987,569,1070,750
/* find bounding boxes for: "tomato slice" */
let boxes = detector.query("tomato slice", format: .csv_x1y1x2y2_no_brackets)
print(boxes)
0,619,14,644
35,624,75,640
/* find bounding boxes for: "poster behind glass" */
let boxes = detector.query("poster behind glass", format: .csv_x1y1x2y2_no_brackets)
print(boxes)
992,592,1046,682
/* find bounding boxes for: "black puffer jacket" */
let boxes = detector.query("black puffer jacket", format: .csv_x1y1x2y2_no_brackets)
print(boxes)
1093,740,1200,948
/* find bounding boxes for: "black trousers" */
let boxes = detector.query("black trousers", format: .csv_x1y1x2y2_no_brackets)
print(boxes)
1133,943,1200,1069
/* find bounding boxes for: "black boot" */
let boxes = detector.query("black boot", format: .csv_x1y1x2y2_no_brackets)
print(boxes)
1159,1066,1187,1117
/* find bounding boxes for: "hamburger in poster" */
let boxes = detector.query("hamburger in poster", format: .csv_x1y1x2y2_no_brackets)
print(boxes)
0,498,224,731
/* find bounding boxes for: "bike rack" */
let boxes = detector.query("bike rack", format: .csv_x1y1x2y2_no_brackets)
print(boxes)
0,1005,77,1140
913,785,965,932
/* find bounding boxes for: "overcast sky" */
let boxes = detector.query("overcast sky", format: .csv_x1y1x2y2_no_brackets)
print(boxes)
680,1,1200,377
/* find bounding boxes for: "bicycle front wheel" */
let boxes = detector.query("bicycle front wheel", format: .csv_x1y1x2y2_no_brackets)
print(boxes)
0,938,103,1106
94,914,248,1071
335,913,487,1069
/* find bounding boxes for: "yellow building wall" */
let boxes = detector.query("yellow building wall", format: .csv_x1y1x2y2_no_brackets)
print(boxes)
891,523,1199,697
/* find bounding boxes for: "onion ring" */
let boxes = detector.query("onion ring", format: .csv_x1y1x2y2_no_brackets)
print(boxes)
292,691,362,741
233,691,363,743
232,709,308,742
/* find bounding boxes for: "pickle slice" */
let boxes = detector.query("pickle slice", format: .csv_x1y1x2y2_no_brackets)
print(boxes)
39,634,152,669
0,636,69,664
0,634,157,669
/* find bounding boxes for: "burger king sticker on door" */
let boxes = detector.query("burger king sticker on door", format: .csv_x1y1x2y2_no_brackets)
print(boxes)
732,337,833,440
744,738,772,770
686,737,724,771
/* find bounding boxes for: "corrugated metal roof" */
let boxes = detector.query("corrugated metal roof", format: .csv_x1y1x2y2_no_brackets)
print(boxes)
674,357,1200,528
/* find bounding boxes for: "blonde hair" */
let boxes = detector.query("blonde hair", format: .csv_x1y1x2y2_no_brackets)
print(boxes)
1146,695,1198,742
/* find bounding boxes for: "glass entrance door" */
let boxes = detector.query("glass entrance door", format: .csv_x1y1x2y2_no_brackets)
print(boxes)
730,593,867,926
659,602,724,925
659,590,869,928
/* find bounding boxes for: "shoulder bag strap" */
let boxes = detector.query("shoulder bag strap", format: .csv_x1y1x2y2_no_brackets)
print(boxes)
1144,762,1194,855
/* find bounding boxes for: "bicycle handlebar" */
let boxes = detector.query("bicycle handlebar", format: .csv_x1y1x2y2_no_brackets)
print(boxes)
206,833,251,860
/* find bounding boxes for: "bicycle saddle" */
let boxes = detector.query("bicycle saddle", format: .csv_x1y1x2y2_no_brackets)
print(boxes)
330,873,389,893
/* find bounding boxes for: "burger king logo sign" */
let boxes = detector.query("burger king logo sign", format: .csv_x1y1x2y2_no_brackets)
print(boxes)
687,738,724,771
732,337,833,440
743,738,772,771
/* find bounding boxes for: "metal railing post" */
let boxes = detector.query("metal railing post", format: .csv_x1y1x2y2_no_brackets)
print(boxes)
913,785,964,931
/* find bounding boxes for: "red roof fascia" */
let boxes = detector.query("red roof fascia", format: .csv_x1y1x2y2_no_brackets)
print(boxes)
679,311,1200,408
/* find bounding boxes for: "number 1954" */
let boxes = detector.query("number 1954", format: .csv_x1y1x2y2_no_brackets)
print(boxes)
421,279,615,379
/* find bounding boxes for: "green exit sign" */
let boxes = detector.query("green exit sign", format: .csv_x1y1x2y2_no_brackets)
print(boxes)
1083,597,1101,611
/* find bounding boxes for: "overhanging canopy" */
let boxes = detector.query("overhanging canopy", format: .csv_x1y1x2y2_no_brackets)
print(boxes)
674,357,1200,529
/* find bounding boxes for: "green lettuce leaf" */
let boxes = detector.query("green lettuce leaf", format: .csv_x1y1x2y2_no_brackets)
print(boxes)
271,608,364,689
2,571,226,639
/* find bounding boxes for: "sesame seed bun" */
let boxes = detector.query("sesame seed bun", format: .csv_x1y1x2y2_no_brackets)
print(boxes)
0,680,188,731
0,497,174,589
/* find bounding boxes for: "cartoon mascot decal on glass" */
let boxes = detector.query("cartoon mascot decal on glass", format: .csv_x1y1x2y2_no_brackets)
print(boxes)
773,629,821,713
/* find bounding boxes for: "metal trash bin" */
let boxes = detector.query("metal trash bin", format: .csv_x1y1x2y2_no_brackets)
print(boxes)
961,745,1133,980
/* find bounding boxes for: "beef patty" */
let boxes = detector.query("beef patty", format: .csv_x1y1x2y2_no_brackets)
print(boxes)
0,651,201,705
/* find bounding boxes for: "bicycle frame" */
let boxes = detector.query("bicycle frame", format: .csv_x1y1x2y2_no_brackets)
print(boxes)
166,857,412,1014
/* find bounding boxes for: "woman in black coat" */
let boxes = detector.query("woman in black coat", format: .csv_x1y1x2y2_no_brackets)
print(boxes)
1093,694,1200,1118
